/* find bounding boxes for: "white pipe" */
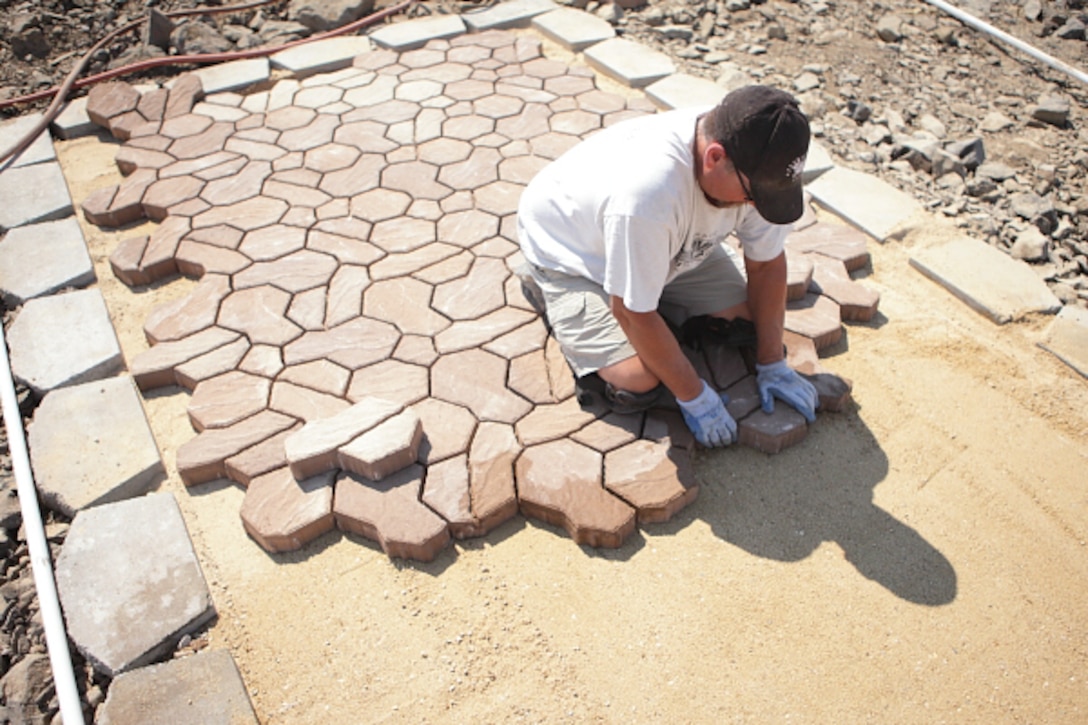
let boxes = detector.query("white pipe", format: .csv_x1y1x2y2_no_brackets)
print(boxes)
922,0,1088,86
0,327,84,724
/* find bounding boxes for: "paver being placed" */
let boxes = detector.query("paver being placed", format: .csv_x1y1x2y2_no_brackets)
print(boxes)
77,28,865,558
7,288,123,395
96,649,258,725
28,376,164,517
910,235,1062,324
0,216,96,305
55,493,215,677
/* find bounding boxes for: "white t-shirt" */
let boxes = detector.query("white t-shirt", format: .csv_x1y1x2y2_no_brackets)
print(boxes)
516,107,789,313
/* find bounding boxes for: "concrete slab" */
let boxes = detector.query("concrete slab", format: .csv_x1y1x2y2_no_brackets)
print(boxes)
805,165,923,242
28,376,164,517
55,492,215,677
194,58,270,94
7,288,124,395
644,73,724,109
802,139,835,183
0,112,56,167
96,650,258,725
1038,305,1088,378
50,96,99,140
368,14,467,51
0,161,73,232
909,235,1062,324
531,7,614,51
0,216,96,305
270,36,373,77
583,37,675,88
462,0,558,31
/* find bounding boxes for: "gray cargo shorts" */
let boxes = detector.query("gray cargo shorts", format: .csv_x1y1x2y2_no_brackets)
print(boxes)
527,243,748,377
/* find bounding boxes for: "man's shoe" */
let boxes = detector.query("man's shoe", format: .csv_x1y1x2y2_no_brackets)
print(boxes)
575,373,664,415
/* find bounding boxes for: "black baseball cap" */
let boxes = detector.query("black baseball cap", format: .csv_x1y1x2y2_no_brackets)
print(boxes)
710,85,810,224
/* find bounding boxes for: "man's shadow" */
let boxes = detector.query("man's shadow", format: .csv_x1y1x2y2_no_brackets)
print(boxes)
698,412,957,606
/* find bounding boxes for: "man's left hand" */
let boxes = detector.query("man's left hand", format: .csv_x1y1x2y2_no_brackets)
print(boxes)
755,360,819,423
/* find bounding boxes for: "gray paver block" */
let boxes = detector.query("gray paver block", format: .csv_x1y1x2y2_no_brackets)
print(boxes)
645,73,726,109
96,649,258,725
462,0,559,31
194,58,270,94
910,235,1062,324
0,161,73,232
29,376,163,517
1038,306,1088,377
50,96,99,140
368,14,467,51
270,36,373,77
55,492,215,677
805,165,923,242
0,112,57,167
802,139,835,183
531,7,615,51
7,288,124,395
0,216,96,305
583,37,676,88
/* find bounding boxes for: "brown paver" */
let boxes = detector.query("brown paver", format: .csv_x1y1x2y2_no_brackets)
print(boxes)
83,28,871,559
516,439,635,548
338,409,423,481
240,467,336,553
604,439,697,524
334,466,451,561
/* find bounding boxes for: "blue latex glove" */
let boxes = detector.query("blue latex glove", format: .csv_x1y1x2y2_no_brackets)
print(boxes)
756,360,819,423
677,379,737,448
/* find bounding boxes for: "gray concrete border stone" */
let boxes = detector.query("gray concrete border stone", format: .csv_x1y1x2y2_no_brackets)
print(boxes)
55,492,216,677
531,7,615,51
583,37,675,88
805,165,923,242
0,216,96,305
462,0,558,31
7,288,123,395
29,376,164,517
367,14,467,51
0,113,57,167
909,235,1062,324
97,649,258,725
0,161,73,232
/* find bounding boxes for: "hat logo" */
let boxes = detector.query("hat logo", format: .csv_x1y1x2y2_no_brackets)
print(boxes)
787,154,806,181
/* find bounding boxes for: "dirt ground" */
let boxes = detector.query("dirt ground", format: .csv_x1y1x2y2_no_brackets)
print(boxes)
54,83,1088,725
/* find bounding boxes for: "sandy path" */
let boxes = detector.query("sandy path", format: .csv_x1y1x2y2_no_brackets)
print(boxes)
57,121,1088,722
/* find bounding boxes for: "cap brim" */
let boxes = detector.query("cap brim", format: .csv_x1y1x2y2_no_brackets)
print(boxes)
749,172,804,225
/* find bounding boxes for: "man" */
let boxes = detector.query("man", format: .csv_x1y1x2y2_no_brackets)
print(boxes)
516,84,819,448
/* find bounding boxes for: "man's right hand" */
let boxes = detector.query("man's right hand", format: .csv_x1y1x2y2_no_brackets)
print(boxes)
677,379,737,448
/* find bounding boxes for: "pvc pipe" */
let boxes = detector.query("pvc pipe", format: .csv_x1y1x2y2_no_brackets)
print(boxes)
922,0,1088,86
0,330,83,723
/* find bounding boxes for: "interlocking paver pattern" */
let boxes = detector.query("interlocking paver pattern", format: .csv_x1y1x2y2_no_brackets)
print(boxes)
77,28,868,558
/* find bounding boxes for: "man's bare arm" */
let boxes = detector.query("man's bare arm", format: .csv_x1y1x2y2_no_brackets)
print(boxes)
744,251,788,365
609,297,704,401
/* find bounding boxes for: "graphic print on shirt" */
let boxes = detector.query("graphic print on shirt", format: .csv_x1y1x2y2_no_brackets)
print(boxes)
671,231,722,274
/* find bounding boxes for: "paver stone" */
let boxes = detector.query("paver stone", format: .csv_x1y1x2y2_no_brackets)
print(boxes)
338,409,424,481
0,217,95,305
240,467,336,553
29,376,164,517
225,425,300,486
786,221,871,272
515,395,598,446
188,371,271,432
466,422,520,535
285,397,403,479
144,274,231,344
55,493,214,677
270,380,351,423
604,439,697,523
411,398,478,464
785,293,843,351
95,650,258,725
808,254,880,322
737,406,809,454
0,162,74,231
283,316,401,369
334,466,451,561
431,349,532,423
7,289,123,395
516,439,635,548
177,410,297,485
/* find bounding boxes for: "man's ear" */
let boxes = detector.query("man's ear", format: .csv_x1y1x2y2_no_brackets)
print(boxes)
705,141,728,169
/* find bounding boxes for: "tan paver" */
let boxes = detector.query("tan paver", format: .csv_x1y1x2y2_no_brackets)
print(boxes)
240,467,336,552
